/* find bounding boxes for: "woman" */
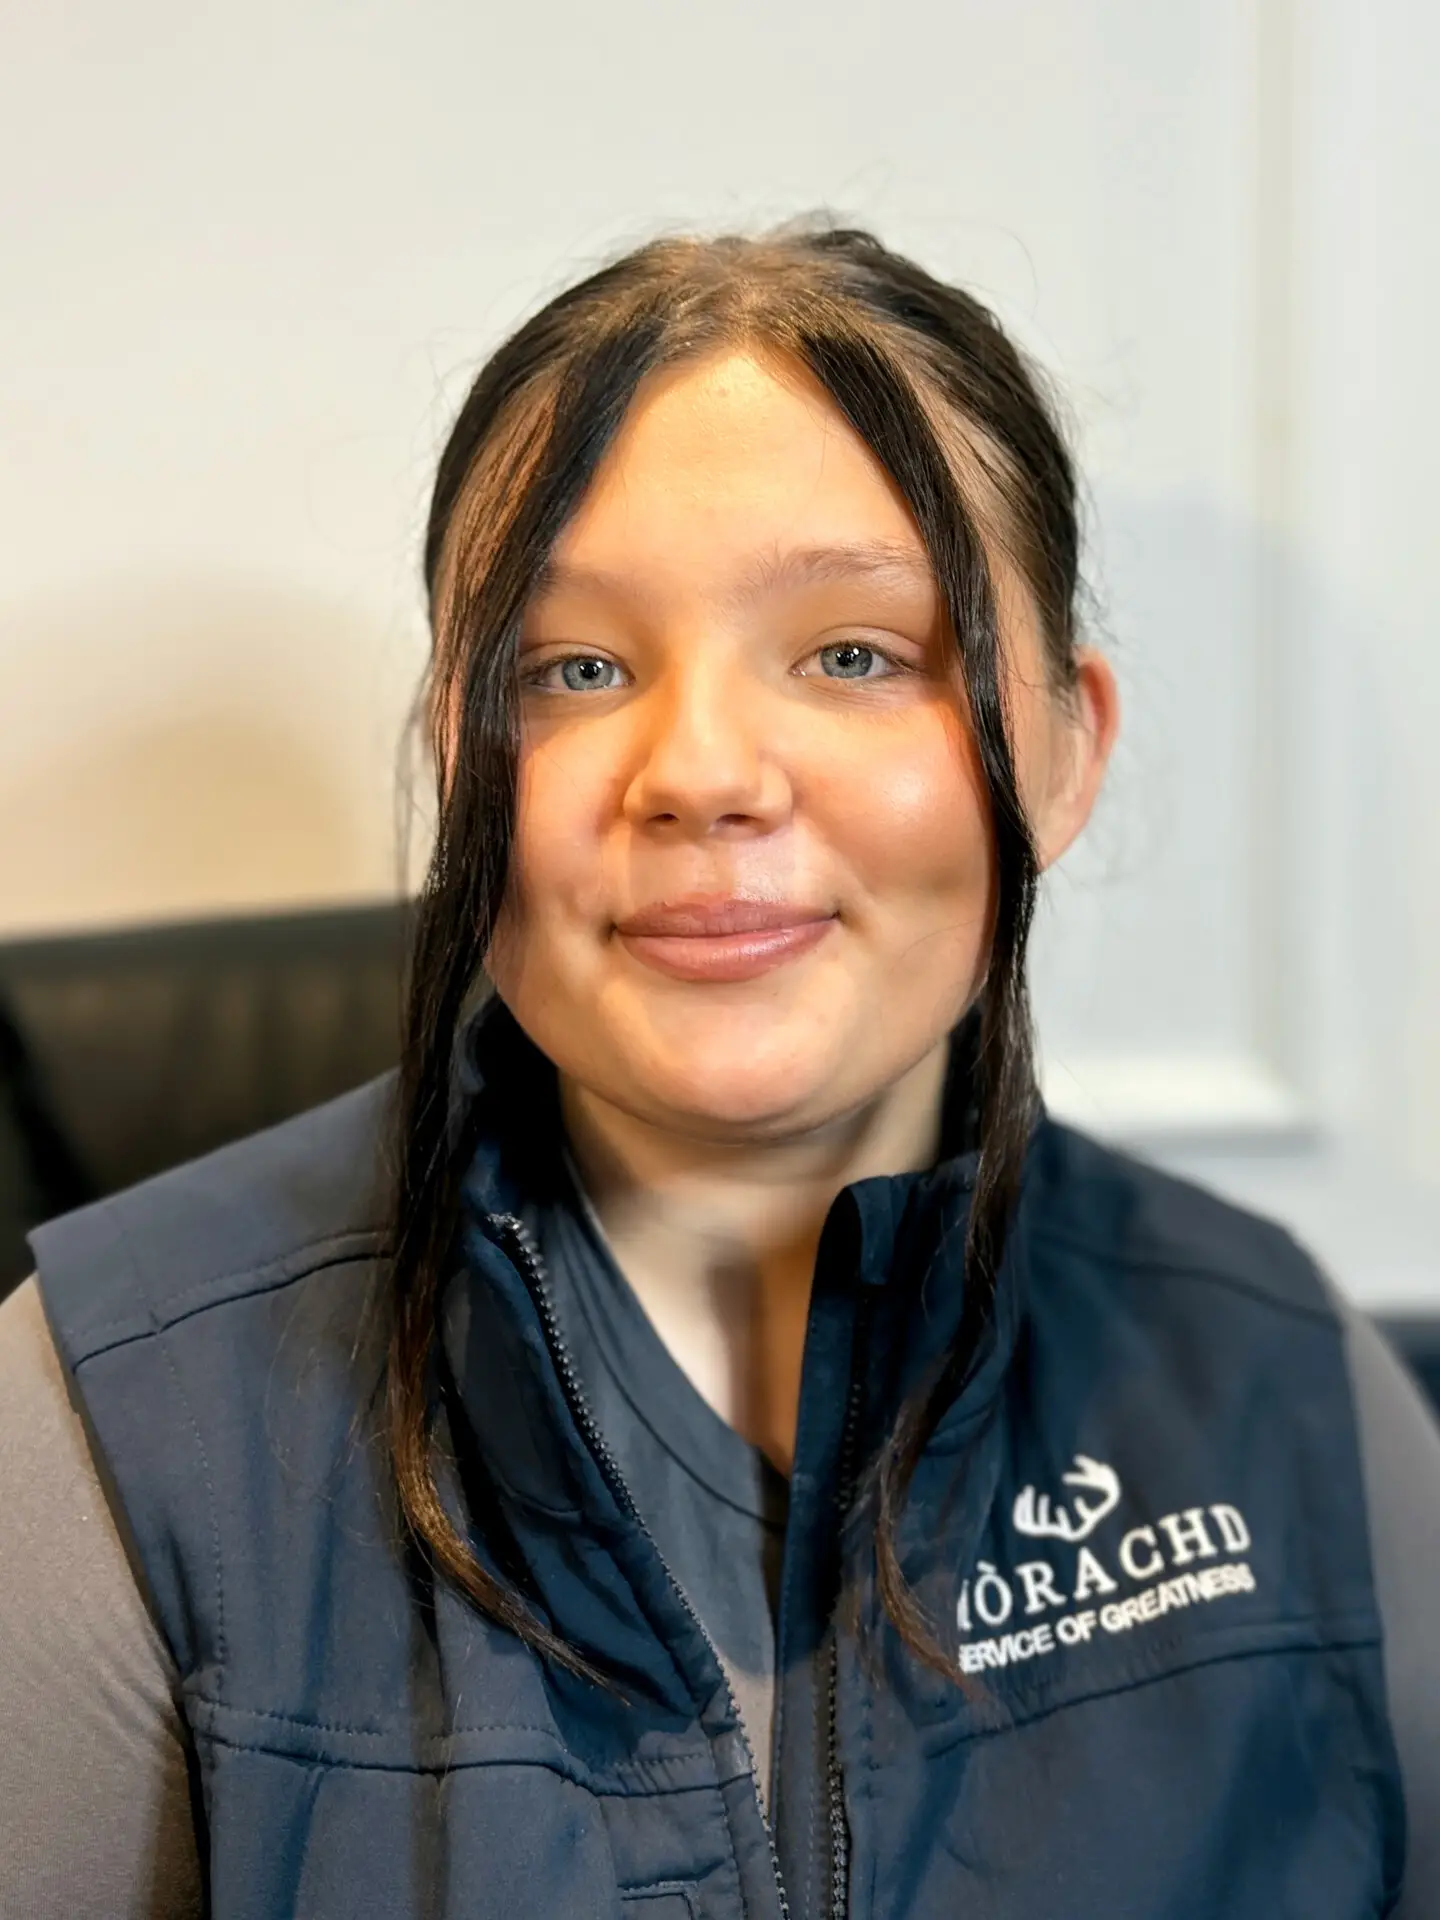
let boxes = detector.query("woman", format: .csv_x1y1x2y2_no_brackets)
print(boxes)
2,222,1438,1919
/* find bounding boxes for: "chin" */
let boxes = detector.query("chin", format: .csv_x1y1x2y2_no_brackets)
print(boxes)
618,1008,855,1138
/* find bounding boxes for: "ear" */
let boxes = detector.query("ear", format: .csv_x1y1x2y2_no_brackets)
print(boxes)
1031,646,1120,872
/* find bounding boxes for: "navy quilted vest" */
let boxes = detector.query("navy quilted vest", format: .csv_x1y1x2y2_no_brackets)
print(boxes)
32,1005,1404,1918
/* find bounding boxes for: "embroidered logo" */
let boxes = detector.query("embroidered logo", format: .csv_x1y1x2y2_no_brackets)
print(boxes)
1013,1454,1120,1542
957,1455,1255,1676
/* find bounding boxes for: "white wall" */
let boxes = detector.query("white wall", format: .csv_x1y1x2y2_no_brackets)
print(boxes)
2,1,1436,1300
1151,0,1440,1307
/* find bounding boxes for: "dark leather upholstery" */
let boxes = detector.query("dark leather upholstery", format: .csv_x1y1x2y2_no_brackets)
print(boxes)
0,901,407,1294
1,899,1436,1424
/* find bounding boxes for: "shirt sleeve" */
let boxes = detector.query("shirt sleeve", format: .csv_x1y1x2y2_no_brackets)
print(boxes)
1337,1292,1440,1919
0,1276,204,1920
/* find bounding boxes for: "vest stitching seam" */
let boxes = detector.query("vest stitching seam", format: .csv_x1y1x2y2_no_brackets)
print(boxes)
926,1618,1383,1748
194,1701,601,1739
1030,1224,1334,1325
193,1705,747,1792
69,1236,389,1362
109,1208,229,1678
188,1630,1383,1781
199,1721,747,1789
183,1614,1381,1742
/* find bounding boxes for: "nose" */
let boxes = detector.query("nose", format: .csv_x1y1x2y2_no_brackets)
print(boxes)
621,659,792,838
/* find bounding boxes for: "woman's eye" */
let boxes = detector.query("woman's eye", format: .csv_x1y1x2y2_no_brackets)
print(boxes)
524,654,626,693
809,640,900,681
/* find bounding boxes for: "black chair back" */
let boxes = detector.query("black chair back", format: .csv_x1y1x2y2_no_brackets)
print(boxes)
0,901,407,1293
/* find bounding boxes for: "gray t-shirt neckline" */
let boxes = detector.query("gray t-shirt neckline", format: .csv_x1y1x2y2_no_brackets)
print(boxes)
547,1147,791,1525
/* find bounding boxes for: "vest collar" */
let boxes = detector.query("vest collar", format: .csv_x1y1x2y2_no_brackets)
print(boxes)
449,989,1031,1456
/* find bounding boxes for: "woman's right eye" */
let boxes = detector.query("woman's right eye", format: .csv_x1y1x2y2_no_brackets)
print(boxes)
521,654,627,694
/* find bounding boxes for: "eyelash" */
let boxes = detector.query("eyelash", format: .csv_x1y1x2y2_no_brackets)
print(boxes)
518,639,912,694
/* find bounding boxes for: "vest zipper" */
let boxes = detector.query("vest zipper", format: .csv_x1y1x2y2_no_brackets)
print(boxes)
489,1211,794,1920
824,1294,870,1920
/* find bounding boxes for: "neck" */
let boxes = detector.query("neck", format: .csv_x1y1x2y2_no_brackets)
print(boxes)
556,1043,950,1473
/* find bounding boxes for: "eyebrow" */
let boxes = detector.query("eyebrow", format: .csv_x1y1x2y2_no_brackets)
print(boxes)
529,539,935,614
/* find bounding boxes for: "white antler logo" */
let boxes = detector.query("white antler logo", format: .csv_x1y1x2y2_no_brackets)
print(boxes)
1013,1454,1121,1543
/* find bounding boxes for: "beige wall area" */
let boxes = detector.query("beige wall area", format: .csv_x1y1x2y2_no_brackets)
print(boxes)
3,0,1247,946
0,578,429,934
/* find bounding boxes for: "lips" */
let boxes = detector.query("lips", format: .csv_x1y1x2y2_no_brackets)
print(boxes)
616,898,832,937
613,896,837,982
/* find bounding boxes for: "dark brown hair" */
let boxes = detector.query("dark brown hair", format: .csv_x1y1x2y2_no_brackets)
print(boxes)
388,219,1080,1682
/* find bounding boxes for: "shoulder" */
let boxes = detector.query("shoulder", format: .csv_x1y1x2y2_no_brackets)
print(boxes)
0,1272,185,1685
24,1074,402,1686
1326,1286,1440,1915
0,1279,203,1918
31,1070,398,1371
1025,1116,1332,1324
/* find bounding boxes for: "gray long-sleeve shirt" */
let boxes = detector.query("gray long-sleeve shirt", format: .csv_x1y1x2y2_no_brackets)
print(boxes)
2,1211,1439,1916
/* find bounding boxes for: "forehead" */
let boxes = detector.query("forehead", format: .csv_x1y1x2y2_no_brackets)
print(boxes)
542,348,931,591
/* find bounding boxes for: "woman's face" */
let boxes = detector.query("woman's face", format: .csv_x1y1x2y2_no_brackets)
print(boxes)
485,348,1114,1143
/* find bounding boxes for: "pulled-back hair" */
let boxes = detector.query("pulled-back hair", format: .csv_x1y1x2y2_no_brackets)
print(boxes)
388,219,1081,1683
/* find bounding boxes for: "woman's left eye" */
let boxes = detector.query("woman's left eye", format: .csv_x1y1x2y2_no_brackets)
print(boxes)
805,640,903,681
522,654,627,693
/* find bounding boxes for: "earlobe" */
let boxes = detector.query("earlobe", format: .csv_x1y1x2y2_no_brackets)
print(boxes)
1034,647,1120,872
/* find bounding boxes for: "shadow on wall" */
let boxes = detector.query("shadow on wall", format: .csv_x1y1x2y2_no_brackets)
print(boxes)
0,575,430,935
1027,485,1438,1184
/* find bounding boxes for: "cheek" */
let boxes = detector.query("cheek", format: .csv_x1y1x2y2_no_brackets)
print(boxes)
486,741,612,988
515,745,603,903
817,708,993,928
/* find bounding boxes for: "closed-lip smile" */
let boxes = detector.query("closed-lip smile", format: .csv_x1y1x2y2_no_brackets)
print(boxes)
613,896,837,982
